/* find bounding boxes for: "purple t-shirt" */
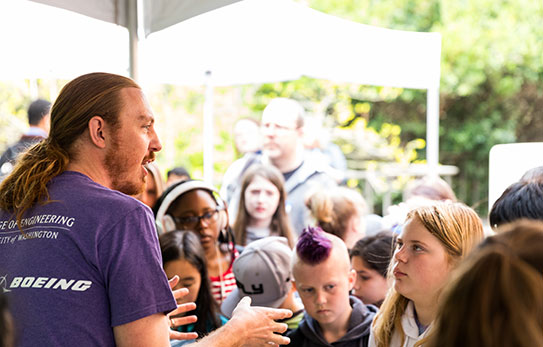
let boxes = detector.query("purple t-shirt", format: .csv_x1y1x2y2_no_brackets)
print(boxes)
0,171,177,346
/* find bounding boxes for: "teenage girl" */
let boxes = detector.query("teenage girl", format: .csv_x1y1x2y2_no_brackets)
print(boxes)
154,180,238,304
160,230,227,343
350,231,395,307
369,202,484,347
233,164,295,248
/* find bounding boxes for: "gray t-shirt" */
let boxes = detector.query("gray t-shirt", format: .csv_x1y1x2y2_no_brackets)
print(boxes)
245,226,274,245
0,171,176,346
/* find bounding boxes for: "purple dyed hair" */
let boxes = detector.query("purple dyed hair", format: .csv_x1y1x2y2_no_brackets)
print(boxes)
296,226,332,265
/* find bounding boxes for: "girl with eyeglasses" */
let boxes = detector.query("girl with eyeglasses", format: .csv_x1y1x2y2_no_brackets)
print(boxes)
154,180,238,304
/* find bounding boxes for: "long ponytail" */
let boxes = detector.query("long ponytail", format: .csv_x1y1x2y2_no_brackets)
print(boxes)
0,139,69,227
0,72,140,228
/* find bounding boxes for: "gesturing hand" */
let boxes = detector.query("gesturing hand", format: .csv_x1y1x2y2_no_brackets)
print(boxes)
167,276,198,341
229,296,292,346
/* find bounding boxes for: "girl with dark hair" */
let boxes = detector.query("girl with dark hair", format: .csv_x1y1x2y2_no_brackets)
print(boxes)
233,164,295,248
160,230,228,345
1,291,15,347
350,231,395,307
154,180,238,304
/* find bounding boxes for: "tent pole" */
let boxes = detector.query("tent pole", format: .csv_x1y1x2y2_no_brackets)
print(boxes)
426,87,439,176
203,71,214,184
127,0,139,81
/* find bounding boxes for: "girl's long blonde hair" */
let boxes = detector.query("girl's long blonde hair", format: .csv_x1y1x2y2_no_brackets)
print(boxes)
426,220,543,347
0,73,139,229
372,202,484,347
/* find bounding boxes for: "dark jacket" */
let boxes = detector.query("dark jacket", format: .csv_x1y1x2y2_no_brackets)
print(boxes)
0,135,44,176
286,296,377,347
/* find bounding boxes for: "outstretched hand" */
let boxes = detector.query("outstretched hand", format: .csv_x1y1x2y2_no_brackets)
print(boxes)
229,296,292,346
167,276,198,341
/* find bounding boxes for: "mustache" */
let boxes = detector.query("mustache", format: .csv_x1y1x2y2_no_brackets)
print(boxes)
144,152,156,163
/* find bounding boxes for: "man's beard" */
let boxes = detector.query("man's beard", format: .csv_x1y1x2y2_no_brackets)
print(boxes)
104,135,151,196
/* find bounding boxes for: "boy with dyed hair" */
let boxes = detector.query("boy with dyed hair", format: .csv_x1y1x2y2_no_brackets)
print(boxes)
288,226,377,346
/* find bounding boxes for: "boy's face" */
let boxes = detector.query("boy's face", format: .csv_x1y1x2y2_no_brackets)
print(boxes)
293,249,356,327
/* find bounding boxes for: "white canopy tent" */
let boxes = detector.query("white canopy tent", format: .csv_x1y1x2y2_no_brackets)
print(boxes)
28,0,241,79
1,0,441,184
141,0,442,182
0,1,128,80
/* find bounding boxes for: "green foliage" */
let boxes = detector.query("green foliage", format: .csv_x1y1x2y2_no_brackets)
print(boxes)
300,0,543,216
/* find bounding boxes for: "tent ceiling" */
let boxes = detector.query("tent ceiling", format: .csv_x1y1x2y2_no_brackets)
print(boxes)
30,0,242,36
141,0,441,90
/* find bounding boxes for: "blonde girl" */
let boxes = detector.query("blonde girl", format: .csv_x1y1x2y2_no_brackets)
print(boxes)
370,202,484,347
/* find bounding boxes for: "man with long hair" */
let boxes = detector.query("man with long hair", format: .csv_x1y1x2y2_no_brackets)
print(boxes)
0,73,290,347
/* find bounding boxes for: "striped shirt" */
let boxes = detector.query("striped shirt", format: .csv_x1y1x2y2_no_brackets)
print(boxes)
210,248,239,304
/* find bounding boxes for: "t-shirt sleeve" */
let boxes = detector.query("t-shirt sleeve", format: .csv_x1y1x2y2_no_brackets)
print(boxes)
97,204,177,327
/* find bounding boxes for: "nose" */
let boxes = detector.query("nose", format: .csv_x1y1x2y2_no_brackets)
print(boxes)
150,128,162,153
394,246,407,263
353,277,361,291
261,124,277,137
315,290,326,306
256,191,266,202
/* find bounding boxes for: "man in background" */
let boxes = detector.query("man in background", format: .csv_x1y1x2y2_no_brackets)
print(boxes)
0,99,51,177
221,98,336,235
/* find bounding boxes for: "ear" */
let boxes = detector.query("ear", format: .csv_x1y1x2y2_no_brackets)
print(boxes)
88,116,107,149
347,268,356,291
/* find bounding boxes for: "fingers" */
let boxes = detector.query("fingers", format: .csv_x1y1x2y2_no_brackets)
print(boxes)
168,302,197,317
168,275,180,289
169,330,199,341
239,296,252,306
270,321,288,335
266,333,290,346
172,287,190,301
232,296,252,314
170,315,198,328
255,306,293,320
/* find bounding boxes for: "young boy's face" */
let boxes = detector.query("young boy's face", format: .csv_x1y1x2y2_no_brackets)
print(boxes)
293,247,356,327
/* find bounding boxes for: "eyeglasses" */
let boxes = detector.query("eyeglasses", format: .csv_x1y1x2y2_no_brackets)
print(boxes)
261,122,299,134
173,208,222,229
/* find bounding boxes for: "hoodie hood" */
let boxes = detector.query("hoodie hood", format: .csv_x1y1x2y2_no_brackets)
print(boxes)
298,296,377,346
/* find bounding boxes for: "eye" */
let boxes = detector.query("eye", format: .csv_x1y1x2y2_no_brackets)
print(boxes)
412,244,424,252
396,240,404,249
358,274,370,281
301,287,314,294
177,216,197,225
324,284,335,291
